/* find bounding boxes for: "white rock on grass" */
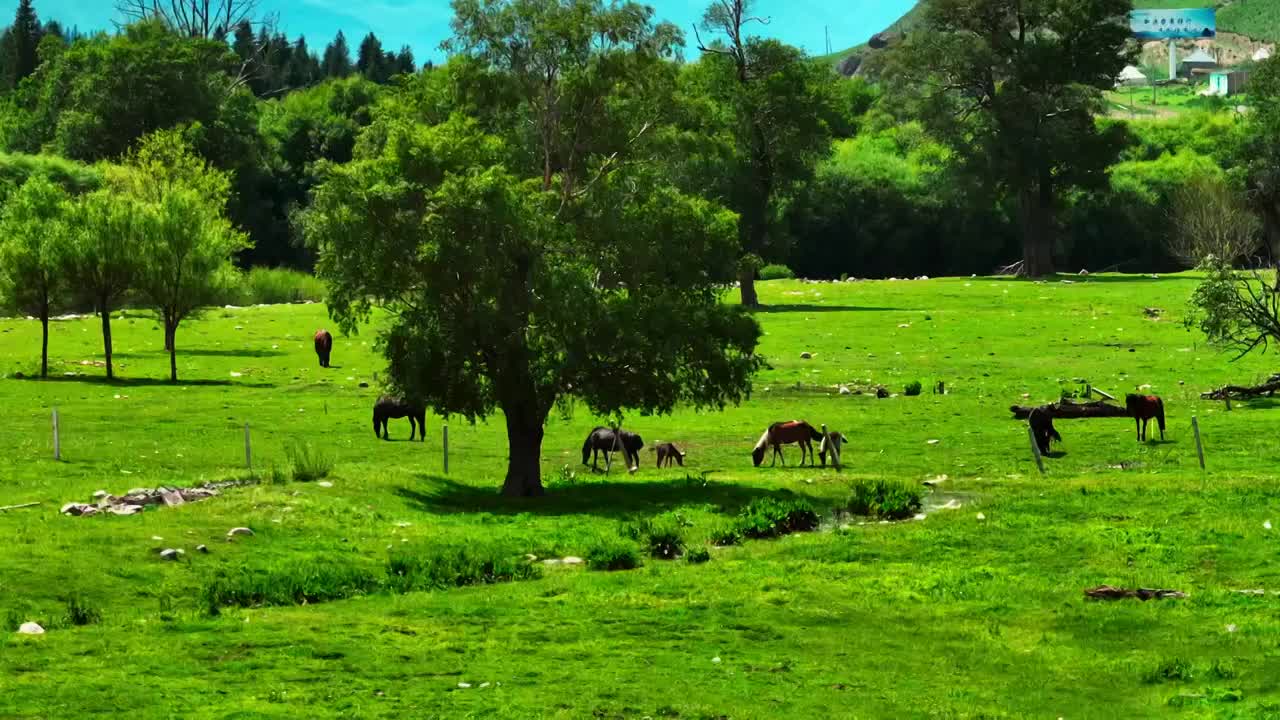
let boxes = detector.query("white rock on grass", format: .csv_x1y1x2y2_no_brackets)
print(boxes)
317,481,333,488
17,622,44,635
227,527,255,538
800,352,813,359
159,549,183,561
561,556,584,566
976,512,986,521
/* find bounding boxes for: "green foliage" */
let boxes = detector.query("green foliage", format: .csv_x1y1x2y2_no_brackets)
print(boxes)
846,478,923,521
0,175,72,375
758,264,795,281
904,381,923,396
285,441,334,483
386,543,542,593
733,497,820,539
231,268,327,305
0,152,100,205
585,535,643,571
1146,657,1195,684
686,547,711,564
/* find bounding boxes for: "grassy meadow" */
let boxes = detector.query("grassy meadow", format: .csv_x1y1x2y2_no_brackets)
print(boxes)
5,275,1280,718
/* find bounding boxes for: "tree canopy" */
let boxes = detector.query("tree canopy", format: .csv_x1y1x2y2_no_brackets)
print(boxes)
305,0,764,496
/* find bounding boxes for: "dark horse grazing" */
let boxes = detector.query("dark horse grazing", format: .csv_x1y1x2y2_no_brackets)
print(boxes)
314,329,333,368
1028,407,1062,456
373,395,426,441
582,427,644,472
1126,393,1166,442
752,420,823,467
652,442,685,468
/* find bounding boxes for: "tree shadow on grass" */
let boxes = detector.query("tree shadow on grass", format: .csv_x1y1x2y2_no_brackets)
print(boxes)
750,304,906,314
177,349,290,359
397,475,827,518
11,375,276,389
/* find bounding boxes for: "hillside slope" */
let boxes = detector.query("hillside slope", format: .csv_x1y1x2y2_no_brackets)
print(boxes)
825,0,1279,75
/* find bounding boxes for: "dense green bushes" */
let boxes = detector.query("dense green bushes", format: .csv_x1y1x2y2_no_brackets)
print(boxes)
846,479,923,521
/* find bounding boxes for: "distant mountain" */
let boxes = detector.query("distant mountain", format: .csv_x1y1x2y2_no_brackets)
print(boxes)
823,1,1279,78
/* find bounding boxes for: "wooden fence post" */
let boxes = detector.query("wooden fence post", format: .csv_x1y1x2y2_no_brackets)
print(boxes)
52,408,60,461
1192,416,1206,471
443,425,449,475
821,423,841,470
1027,424,1046,475
244,423,252,475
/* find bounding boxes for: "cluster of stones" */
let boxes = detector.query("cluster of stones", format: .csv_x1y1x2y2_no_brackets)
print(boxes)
60,479,255,518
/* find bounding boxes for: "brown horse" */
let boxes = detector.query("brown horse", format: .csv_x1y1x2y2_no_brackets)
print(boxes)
652,442,685,468
752,420,824,467
314,329,333,368
373,395,426,441
1125,394,1166,442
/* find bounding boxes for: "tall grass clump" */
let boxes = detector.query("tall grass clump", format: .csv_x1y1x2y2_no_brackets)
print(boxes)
626,518,686,560
285,441,334,483
734,497,820,539
904,380,923,396
200,560,383,613
846,478,923,520
585,535,643,571
62,595,103,626
386,543,541,593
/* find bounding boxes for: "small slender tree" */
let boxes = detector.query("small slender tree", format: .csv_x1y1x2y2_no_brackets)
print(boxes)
0,176,71,378
1168,175,1260,269
64,190,146,380
122,131,249,381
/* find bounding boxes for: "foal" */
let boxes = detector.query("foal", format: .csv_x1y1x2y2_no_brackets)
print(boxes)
653,442,685,468
1125,394,1166,442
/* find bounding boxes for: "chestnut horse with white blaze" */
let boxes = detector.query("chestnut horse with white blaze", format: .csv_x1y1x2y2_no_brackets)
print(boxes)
314,329,333,368
752,420,824,467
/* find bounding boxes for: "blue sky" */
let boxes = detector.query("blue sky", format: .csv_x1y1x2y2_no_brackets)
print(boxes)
3,0,915,62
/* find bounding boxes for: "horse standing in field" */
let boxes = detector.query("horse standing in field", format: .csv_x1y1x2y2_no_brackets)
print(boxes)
1028,407,1061,456
1126,393,1166,442
314,329,333,368
373,395,427,441
818,431,847,467
752,420,824,467
582,427,644,472
652,442,685,468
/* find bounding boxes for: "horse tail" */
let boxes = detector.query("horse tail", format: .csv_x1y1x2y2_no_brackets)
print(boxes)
1157,399,1166,433
582,434,594,466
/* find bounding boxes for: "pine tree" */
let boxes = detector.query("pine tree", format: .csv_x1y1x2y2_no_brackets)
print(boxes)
322,30,352,78
286,35,318,89
394,45,415,76
356,32,385,82
232,21,254,63
10,0,42,86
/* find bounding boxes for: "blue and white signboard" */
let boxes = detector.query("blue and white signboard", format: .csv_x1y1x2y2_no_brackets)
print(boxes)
1130,9,1216,40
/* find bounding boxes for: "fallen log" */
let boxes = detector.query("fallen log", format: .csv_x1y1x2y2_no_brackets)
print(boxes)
1085,585,1187,601
1202,375,1280,401
1010,399,1132,421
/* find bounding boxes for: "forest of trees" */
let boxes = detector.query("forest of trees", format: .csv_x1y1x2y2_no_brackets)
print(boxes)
0,0,1272,282
5,0,1280,492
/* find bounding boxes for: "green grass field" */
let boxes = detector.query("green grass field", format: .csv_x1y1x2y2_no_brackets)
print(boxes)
5,275,1280,718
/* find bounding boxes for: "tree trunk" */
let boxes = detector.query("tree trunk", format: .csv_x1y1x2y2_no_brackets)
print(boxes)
501,403,546,498
100,302,114,380
40,305,49,379
1263,207,1280,290
738,265,759,308
168,319,178,383
1019,182,1056,277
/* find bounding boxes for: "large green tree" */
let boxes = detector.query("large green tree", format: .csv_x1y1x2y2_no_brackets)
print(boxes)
321,31,352,78
0,175,70,378
305,0,763,497
691,0,837,307
883,0,1132,277
1243,54,1280,285
8,0,42,87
